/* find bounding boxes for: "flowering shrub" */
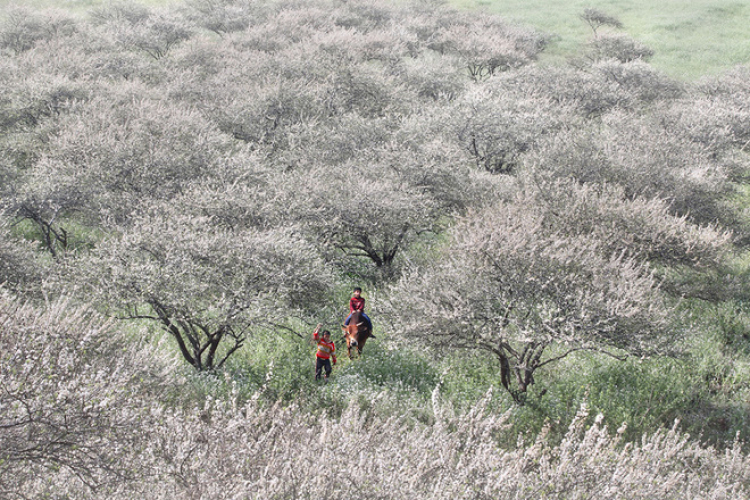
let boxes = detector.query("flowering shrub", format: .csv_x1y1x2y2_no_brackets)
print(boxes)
3,271,750,499
7,329,750,500
0,290,174,497
132,392,750,500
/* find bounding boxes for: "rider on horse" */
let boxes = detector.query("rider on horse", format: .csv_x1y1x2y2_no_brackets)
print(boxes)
343,286,373,336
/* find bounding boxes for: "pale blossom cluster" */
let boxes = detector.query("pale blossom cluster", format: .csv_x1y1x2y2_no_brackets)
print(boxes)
3,290,750,499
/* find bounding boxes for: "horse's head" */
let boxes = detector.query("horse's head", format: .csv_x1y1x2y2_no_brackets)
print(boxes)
343,323,360,349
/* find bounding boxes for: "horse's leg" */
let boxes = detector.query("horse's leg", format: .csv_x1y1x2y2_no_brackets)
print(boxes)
358,334,368,355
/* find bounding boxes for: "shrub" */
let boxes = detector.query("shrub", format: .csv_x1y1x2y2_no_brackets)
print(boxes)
60,388,750,499
450,83,576,174
23,86,238,225
180,0,255,35
0,220,44,291
0,8,77,54
585,33,654,63
0,290,173,498
64,203,335,371
580,7,623,36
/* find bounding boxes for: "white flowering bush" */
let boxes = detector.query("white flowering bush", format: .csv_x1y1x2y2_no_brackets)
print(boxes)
4,290,750,499
384,174,734,402
0,289,175,498
0,220,43,291
65,201,335,371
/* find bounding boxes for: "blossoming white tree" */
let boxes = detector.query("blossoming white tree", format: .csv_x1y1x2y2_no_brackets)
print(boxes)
0,290,169,497
68,198,334,371
386,180,731,403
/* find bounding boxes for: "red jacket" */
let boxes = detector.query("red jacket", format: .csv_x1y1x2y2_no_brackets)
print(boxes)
313,332,336,362
350,296,365,313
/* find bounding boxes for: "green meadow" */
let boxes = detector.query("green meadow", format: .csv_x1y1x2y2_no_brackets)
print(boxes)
453,0,750,79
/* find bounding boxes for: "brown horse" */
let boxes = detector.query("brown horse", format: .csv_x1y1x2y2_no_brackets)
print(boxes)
342,310,371,359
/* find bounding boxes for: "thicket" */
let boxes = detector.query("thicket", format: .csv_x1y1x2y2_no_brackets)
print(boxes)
2,0,750,497
3,292,750,499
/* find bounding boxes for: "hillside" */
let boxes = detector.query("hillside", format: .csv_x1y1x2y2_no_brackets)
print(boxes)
2,0,750,497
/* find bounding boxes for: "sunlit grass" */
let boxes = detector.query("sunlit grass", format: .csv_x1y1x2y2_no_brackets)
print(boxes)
451,0,750,80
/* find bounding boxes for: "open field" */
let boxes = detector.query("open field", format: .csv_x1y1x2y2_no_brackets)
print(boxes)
454,0,750,79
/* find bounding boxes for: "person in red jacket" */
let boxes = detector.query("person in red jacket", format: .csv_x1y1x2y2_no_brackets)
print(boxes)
343,287,373,334
313,323,336,381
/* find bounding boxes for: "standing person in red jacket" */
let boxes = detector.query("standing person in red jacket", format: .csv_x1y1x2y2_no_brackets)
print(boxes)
343,287,373,335
313,323,336,381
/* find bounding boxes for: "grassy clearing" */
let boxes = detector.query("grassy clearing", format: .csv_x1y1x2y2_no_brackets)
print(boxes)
452,0,750,80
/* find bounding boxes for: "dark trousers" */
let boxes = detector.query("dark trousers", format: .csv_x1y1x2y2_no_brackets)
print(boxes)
315,357,332,380
344,312,372,331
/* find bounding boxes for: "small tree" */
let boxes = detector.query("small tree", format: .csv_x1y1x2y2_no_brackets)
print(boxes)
580,8,623,37
180,0,255,36
585,34,654,63
0,8,77,54
451,85,573,175
68,204,334,371
292,159,445,280
24,89,238,225
426,12,547,82
385,181,727,403
91,4,192,60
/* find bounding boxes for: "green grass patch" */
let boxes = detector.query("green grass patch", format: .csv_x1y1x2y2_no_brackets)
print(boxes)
451,0,750,80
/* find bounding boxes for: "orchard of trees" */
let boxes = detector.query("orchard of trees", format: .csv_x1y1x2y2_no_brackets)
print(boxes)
2,0,750,497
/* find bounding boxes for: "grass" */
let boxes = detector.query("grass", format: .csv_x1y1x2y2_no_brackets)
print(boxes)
451,0,750,80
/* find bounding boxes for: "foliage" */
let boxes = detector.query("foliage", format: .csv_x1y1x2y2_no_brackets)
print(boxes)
6,319,750,500
579,7,623,36
385,177,733,402
0,7,78,53
0,289,174,497
0,220,45,292
584,33,654,63
3,290,750,498
63,201,335,370
1,0,750,492
119,393,746,500
292,159,446,277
